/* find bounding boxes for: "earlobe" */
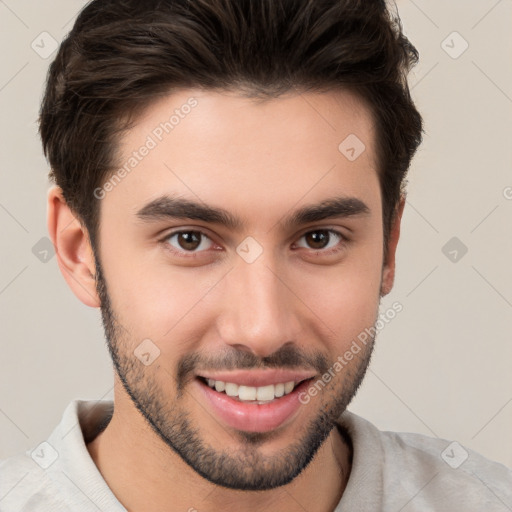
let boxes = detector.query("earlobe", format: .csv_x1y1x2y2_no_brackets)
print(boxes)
47,186,100,308
380,195,406,297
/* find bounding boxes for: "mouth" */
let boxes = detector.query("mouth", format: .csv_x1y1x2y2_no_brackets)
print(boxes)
198,376,309,404
195,375,315,433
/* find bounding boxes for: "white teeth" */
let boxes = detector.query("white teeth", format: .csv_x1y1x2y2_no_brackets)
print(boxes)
225,382,239,397
204,378,300,401
284,381,295,394
238,386,257,401
256,384,275,401
274,383,285,397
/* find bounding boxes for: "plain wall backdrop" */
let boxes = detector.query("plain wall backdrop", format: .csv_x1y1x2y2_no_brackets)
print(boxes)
1,0,511,469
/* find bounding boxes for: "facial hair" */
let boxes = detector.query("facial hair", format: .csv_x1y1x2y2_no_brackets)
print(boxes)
94,255,377,491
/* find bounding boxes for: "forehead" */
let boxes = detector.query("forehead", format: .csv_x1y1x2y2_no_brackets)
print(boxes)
103,87,380,228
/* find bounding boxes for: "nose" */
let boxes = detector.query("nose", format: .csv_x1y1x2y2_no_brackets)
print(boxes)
216,252,301,359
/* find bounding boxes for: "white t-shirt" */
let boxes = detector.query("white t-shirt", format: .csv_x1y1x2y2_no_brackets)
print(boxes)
1,399,511,511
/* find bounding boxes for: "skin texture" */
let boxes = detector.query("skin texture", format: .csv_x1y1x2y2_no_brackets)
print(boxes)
47,88,404,512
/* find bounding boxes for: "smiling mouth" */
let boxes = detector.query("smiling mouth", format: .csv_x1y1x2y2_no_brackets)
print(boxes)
197,376,312,404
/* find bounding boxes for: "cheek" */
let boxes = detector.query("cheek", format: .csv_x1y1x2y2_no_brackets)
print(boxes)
102,247,223,353
295,239,383,345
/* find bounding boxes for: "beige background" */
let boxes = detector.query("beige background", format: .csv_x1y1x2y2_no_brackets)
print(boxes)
1,1,511,468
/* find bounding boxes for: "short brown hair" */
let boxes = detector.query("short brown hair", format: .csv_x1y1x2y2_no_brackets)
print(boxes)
40,0,423,261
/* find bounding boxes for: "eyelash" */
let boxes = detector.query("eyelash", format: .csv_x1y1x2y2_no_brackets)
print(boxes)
159,228,349,259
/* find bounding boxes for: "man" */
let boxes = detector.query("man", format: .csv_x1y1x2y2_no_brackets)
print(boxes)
1,0,511,510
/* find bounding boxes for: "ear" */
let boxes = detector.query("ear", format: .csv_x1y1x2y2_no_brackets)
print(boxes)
380,195,406,297
47,186,100,308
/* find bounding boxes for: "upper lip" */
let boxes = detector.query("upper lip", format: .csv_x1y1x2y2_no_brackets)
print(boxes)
197,369,316,387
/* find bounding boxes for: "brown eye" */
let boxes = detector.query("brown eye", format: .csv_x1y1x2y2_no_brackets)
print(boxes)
165,230,214,253
304,230,330,249
178,232,200,250
296,229,343,251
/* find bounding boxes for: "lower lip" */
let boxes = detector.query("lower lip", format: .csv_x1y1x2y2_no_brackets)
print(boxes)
196,378,313,433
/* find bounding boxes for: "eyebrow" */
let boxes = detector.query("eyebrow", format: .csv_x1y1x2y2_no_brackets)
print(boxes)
136,194,370,230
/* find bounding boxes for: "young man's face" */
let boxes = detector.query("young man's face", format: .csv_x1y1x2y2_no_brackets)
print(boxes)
58,88,402,490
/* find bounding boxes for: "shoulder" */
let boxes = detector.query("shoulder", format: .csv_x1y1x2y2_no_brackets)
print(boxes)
0,399,113,512
339,411,512,511
381,425,512,484
0,452,71,511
